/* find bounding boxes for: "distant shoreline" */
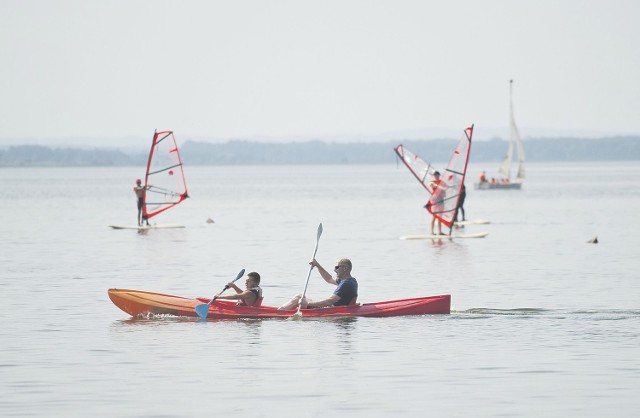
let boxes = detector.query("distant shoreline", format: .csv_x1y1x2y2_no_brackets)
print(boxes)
1,137,639,166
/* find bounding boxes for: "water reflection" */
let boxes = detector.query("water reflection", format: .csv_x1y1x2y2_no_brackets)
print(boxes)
460,308,548,315
323,316,358,328
330,317,357,354
430,237,445,247
110,315,269,328
110,315,196,328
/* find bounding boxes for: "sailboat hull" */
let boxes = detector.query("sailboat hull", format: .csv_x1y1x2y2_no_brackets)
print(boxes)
474,181,522,190
476,81,525,191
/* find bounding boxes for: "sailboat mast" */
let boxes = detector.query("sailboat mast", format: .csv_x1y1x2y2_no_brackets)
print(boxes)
510,80,525,180
144,129,157,188
498,81,514,179
510,79,517,155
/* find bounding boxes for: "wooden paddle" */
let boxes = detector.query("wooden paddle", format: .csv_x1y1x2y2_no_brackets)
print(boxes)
290,223,323,320
195,269,245,320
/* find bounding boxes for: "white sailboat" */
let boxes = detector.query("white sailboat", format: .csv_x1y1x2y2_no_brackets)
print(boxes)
475,79,525,190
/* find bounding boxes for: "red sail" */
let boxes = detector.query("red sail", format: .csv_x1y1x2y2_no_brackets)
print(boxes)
426,125,473,228
142,130,189,220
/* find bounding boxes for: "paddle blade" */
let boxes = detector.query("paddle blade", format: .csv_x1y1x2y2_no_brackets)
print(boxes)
195,303,209,320
234,269,246,282
317,223,323,239
289,310,303,321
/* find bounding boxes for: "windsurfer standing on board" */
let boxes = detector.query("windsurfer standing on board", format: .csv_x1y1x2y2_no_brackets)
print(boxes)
133,179,150,226
455,183,466,225
426,171,445,235
278,258,358,309
214,272,263,307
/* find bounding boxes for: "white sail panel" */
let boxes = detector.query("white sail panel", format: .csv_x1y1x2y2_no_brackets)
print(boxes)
143,130,189,220
394,144,438,195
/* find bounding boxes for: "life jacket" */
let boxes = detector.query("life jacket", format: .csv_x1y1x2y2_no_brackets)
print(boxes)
236,286,263,307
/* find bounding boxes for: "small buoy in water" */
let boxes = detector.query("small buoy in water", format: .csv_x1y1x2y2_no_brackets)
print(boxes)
587,236,598,244
206,218,215,224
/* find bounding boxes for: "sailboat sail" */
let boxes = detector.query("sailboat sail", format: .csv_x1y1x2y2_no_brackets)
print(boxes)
499,79,525,181
142,130,189,220
513,100,525,181
394,144,439,195
498,136,514,178
426,125,473,228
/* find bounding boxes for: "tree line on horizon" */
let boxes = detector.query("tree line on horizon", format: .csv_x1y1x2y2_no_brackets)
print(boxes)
1,137,639,167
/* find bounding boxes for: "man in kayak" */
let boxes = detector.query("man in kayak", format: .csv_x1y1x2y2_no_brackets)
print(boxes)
213,271,263,307
133,179,150,226
278,258,358,309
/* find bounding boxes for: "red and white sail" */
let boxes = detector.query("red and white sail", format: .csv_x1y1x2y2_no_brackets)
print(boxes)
426,125,473,228
395,126,473,229
394,144,439,195
142,130,189,220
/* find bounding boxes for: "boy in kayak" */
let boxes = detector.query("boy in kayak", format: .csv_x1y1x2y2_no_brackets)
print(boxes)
214,271,263,307
278,258,358,309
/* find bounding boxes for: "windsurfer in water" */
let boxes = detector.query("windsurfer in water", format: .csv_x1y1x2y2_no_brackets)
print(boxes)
214,271,263,307
133,179,150,226
426,171,445,235
278,258,358,309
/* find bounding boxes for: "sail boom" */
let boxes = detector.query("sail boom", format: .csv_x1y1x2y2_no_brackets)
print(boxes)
147,162,183,177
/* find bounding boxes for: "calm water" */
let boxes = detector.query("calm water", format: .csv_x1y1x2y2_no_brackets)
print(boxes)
1,162,639,417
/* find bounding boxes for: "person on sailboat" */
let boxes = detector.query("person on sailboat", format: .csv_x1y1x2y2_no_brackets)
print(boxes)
214,271,263,307
427,171,445,235
278,258,358,310
133,179,150,226
479,171,487,183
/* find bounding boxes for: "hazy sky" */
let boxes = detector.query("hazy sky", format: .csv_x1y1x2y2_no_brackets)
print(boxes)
1,0,639,145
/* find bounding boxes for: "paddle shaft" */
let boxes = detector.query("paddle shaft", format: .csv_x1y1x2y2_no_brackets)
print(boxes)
195,269,246,320
300,242,320,302
295,223,323,315
208,269,246,306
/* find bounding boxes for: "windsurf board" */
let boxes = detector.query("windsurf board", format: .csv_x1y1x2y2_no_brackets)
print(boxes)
109,224,185,230
400,232,488,240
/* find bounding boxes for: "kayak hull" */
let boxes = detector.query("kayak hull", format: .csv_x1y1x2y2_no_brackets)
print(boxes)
107,288,451,319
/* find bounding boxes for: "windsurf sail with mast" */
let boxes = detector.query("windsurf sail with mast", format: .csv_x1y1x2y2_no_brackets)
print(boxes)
426,125,473,229
394,125,474,230
142,130,189,221
394,144,439,195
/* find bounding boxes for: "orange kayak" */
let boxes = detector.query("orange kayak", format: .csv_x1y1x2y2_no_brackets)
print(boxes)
108,288,450,319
